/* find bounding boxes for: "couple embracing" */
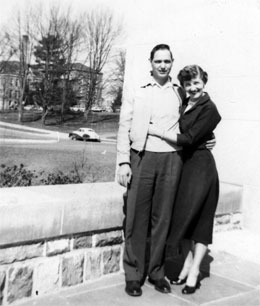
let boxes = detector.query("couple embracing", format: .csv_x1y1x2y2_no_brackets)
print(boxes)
117,44,221,297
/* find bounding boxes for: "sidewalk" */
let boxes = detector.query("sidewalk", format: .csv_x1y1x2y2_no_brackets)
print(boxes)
17,229,260,306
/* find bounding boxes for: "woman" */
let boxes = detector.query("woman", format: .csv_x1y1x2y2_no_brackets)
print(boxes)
148,65,221,294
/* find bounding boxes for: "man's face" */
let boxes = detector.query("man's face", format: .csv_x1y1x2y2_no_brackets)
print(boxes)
150,49,173,84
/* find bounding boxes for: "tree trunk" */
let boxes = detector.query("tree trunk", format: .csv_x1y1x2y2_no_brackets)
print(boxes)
60,79,66,123
18,75,27,122
84,108,90,121
18,98,23,122
41,109,49,125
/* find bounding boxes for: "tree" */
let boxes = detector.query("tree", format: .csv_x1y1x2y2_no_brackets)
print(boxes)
33,33,66,124
2,3,123,122
81,8,123,115
3,9,36,122
107,49,125,112
32,5,84,124
112,86,123,112
0,32,17,73
17,19,34,122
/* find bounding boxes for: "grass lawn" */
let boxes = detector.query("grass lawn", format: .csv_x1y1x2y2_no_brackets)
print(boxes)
0,110,120,135
0,110,119,187
1,142,117,186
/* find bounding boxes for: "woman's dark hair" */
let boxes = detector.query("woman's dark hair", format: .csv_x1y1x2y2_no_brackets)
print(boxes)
150,44,173,61
177,65,208,87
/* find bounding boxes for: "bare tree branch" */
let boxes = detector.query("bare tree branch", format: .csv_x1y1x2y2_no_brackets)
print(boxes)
81,8,123,113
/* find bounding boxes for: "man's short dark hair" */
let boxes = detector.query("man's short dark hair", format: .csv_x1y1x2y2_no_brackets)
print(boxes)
150,44,173,61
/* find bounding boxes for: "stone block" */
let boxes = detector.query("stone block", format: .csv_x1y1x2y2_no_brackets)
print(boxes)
0,271,5,306
62,183,125,235
7,266,33,304
0,187,63,245
62,254,84,287
85,249,102,280
73,235,93,249
0,243,44,264
33,258,60,295
103,246,121,275
46,239,70,256
94,230,123,247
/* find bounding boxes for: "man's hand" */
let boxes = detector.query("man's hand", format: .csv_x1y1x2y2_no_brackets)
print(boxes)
206,136,216,150
117,164,132,187
148,123,162,137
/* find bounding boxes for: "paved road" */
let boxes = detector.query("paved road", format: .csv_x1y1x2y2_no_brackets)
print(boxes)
0,123,117,182
0,125,117,144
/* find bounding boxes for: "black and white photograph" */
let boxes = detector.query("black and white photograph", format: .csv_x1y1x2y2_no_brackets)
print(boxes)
0,0,260,305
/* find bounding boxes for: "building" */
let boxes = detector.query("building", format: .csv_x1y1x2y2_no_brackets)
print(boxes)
0,61,103,111
0,61,21,110
69,63,103,109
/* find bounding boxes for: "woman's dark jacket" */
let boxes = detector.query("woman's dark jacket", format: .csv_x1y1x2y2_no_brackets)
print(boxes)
166,92,221,248
177,92,221,151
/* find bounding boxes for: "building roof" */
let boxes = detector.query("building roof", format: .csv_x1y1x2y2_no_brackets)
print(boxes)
0,61,103,77
71,63,103,75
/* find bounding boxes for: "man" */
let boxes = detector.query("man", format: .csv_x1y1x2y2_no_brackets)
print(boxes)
117,44,184,297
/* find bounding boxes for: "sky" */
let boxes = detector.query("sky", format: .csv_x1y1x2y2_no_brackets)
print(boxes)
0,0,129,45
1,0,260,48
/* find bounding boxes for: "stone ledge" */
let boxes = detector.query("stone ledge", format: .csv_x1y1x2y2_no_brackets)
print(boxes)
0,181,242,247
214,212,242,232
217,182,243,214
0,182,125,246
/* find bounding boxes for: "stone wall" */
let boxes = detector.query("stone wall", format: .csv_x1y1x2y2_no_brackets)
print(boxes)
0,181,244,305
0,230,123,305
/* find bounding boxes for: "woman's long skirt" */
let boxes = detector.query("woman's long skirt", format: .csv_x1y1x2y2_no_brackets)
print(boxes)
167,149,219,247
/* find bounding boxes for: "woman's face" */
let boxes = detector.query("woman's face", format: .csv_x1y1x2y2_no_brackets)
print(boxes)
183,76,205,102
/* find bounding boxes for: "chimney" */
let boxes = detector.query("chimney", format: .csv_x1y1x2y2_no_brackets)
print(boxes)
22,35,29,64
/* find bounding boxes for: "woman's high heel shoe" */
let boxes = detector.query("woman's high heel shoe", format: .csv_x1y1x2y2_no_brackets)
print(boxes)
182,274,201,294
170,277,187,285
182,282,200,294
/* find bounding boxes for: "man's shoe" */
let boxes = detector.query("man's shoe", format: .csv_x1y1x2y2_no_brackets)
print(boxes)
148,277,171,293
125,281,142,297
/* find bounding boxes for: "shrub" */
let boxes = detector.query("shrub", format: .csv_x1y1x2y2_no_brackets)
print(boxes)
0,164,82,187
39,171,81,185
0,164,36,187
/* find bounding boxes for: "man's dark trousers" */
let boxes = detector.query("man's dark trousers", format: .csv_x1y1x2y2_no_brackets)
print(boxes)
123,149,183,282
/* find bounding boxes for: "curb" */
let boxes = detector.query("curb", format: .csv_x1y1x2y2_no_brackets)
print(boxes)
0,121,69,140
0,121,117,143
0,139,59,144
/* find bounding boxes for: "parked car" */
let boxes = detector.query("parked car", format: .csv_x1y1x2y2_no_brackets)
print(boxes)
91,106,103,112
70,106,85,112
69,128,101,142
24,105,43,112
